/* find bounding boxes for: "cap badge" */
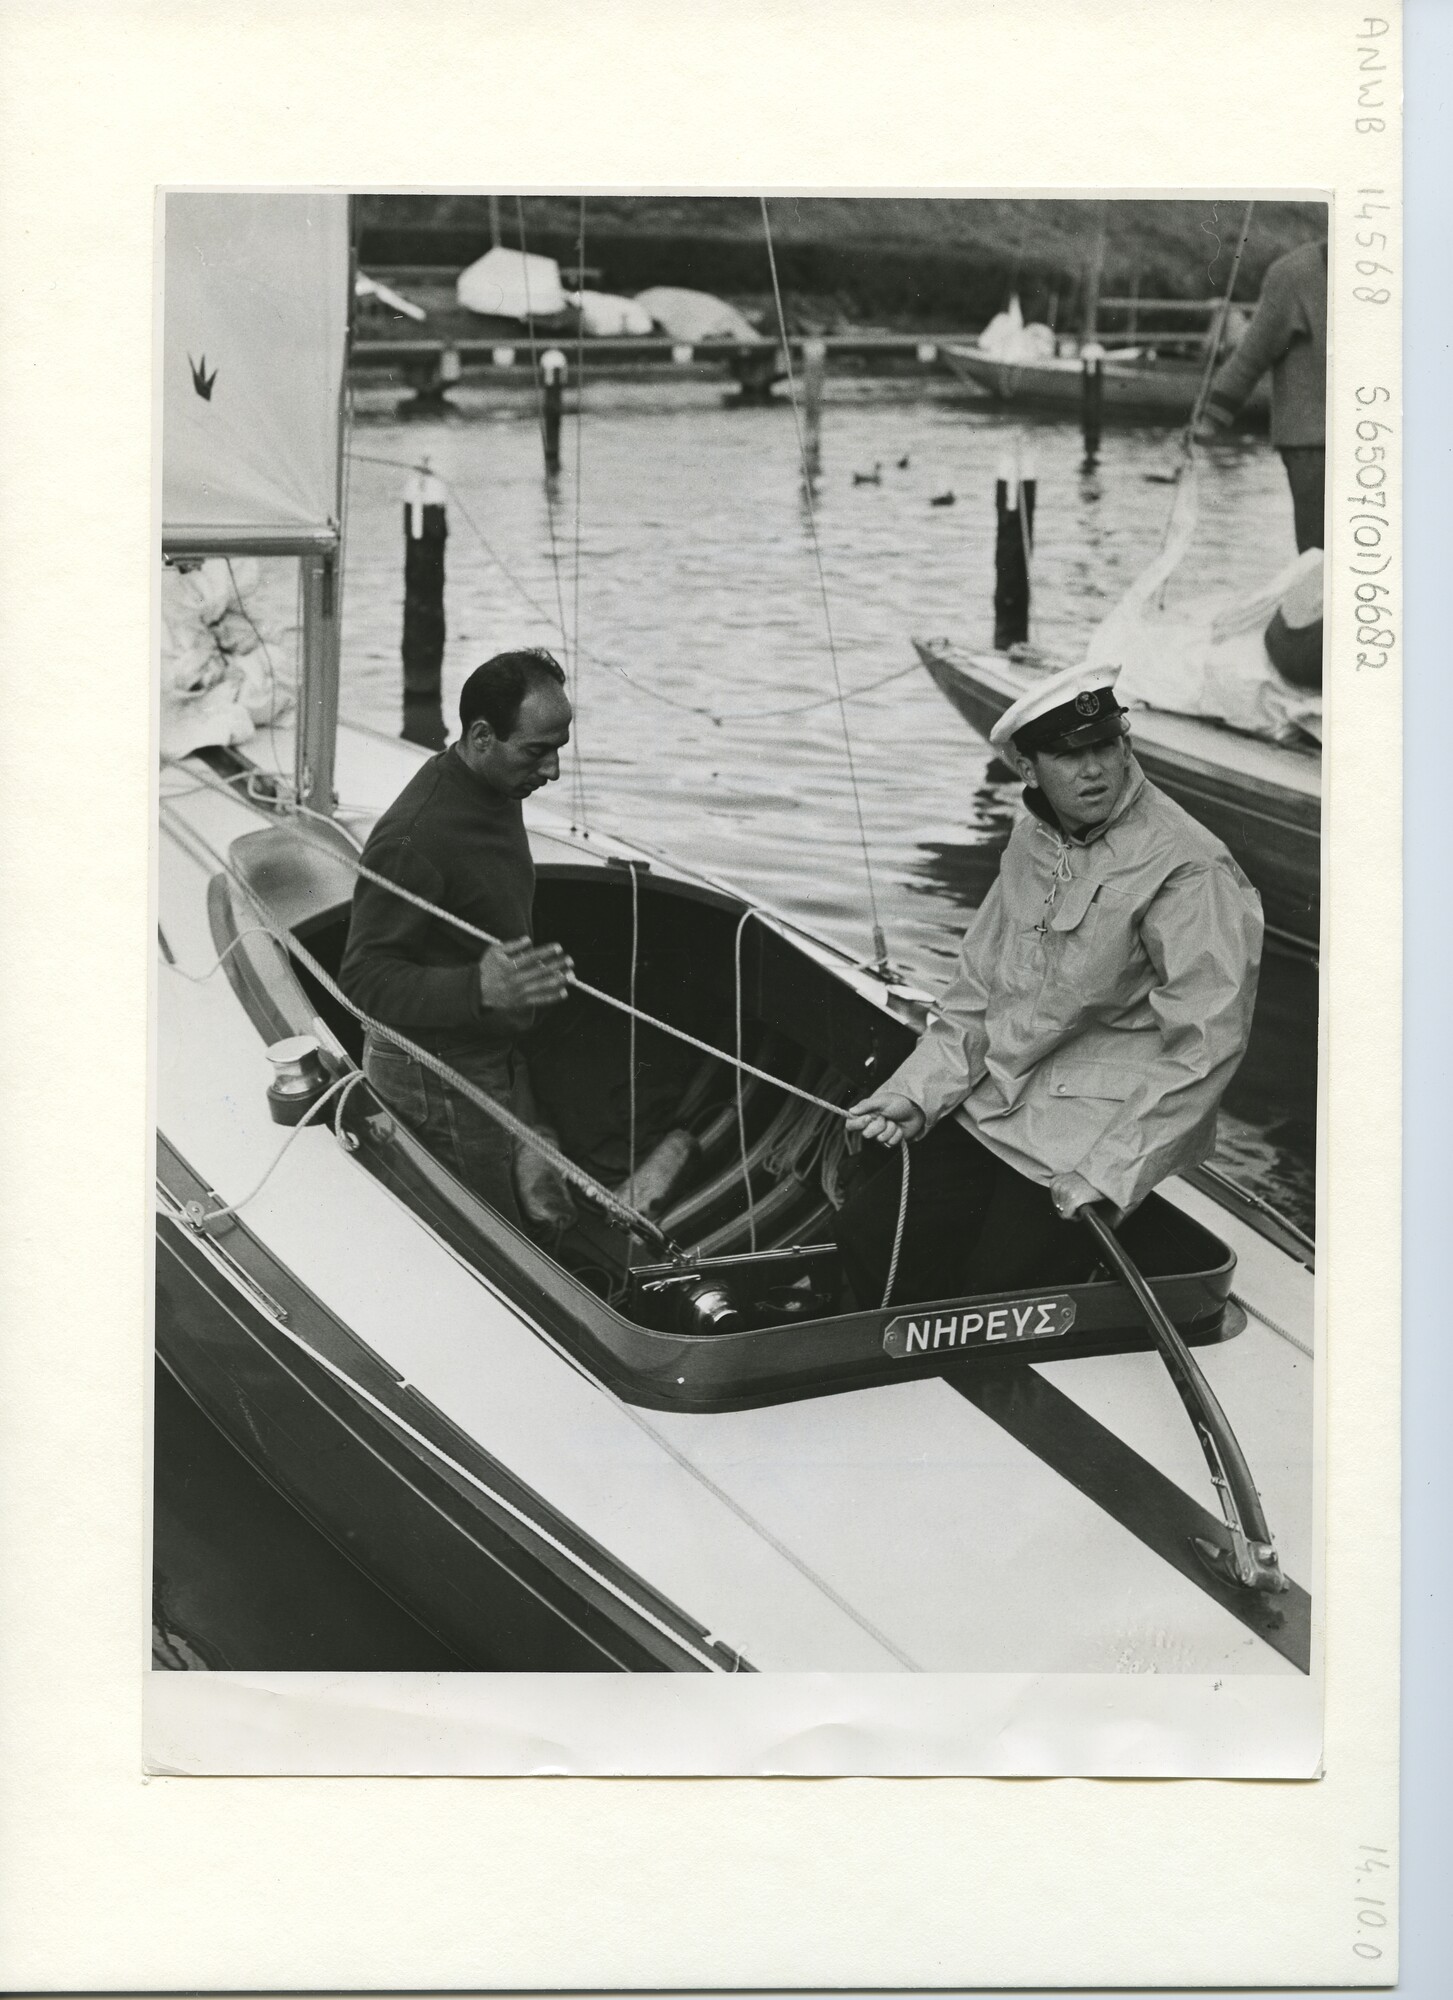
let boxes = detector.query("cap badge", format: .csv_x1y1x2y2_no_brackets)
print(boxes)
1074,690,1101,717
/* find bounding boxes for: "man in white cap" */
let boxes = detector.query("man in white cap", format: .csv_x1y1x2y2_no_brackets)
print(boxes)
835,662,1264,1307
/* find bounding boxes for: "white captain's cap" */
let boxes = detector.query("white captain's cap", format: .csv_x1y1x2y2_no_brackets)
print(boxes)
989,661,1127,755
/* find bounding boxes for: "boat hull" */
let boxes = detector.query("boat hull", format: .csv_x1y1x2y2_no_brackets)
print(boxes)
941,344,1269,425
914,639,1321,955
156,1144,743,1672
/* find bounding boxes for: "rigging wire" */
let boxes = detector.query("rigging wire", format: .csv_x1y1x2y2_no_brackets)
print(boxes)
165,756,849,1116
158,798,679,1254
164,773,920,1311
759,195,889,970
1154,199,1256,609
344,449,927,724
733,908,759,1253
514,196,574,668
570,195,589,831
626,858,640,1233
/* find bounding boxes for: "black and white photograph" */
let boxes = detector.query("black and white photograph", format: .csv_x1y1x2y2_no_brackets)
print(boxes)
152,189,1326,1764
1,0,1420,1985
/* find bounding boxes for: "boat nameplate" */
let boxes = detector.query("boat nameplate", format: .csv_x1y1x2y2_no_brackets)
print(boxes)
883,1294,1076,1358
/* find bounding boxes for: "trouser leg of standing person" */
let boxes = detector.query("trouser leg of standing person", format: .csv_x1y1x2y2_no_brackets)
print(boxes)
363,1028,524,1229
832,1117,1093,1308
1278,445,1326,554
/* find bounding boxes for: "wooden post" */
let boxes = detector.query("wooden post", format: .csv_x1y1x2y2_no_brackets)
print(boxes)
1082,200,1107,347
802,338,826,481
1081,347,1104,465
540,347,566,476
401,461,447,750
993,449,1036,652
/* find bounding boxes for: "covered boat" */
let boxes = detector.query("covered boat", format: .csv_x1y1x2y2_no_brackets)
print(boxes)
941,339,1270,426
568,288,656,337
156,194,1315,1680
913,462,1322,956
912,639,1320,957
456,244,570,323
634,285,765,345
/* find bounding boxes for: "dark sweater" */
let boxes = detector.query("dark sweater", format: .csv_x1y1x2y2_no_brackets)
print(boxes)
1207,241,1326,448
340,747,536,1048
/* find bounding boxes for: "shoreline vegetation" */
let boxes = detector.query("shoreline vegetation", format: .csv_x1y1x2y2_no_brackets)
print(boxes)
356,195,1327,340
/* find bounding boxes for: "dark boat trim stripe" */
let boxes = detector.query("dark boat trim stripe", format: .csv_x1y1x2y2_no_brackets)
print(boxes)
948,1364,1311,1673
156,1151,749,1672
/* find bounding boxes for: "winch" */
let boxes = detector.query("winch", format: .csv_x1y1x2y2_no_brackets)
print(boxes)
265,1034,334,1125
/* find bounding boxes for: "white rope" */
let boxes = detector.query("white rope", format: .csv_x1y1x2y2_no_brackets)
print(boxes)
184,1072,356,1223
759,196,888,970
159,924,285,985
881,1142,912,1311
1230,1288,1314,1361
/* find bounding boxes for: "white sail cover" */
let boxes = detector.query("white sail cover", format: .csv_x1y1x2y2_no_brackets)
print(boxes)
163,192,350,547
1086,463,1323,745
568,288,655,337
456,245,568,320
634,287,764,344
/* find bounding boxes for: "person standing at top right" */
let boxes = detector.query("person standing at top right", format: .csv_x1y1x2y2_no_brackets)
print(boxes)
1202,238,1328,554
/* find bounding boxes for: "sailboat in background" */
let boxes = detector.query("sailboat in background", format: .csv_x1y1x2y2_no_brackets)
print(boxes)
155,194,1314,1679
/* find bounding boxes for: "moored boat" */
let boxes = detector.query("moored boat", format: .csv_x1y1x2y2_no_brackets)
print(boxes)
912,637,1321,956
941,340,1269,425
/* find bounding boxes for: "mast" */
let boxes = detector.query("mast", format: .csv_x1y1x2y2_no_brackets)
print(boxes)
294,198,359,817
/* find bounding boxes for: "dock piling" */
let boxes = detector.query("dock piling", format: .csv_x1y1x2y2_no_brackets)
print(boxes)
540,348,567,476
992,448,1037,651
401,460,448,750
1081,347,1104,465
802,338,827,480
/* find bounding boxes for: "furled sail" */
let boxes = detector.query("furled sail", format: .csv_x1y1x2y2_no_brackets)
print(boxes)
162,192,351,551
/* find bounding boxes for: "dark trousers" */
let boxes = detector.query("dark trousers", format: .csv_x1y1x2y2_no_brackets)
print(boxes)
832,1118,1094,1310
364,1028,525,1227
1278,445,1325,554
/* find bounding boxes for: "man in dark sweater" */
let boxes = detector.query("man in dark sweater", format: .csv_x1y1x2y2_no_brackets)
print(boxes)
340,648,576,1232
1203,238,1327,554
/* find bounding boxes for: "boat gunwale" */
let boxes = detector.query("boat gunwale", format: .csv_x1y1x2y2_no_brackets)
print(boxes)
155,1145,746,1672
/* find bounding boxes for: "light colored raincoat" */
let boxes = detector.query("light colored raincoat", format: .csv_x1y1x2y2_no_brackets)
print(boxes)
887,760,1263,1213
